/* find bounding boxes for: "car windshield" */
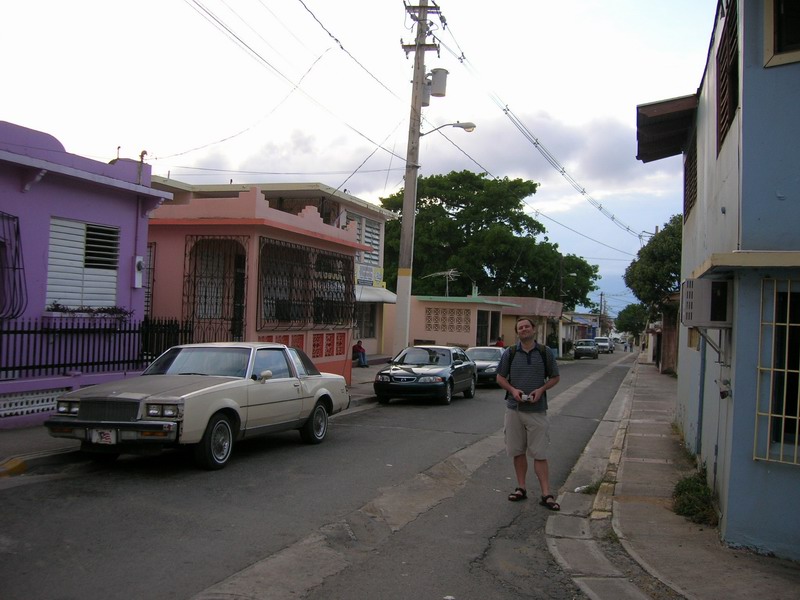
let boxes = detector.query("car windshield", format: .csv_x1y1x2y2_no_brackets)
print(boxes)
144,347,251,377
397,348,451,366
466,348,503,361
576,341,594,347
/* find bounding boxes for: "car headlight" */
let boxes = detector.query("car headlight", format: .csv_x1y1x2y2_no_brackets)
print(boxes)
146,404,180,418
56,400,79,415
418,376,444,383
376,375,391,382
485,366,497,373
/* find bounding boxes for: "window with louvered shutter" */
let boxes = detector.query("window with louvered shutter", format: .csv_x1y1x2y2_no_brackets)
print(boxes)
46,218,119,308
717,0,738,153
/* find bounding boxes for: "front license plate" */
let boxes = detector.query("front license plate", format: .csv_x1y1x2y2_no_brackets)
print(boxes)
91,429,117,445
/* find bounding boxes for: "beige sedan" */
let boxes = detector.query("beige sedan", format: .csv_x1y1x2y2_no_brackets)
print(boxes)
44,342,350,469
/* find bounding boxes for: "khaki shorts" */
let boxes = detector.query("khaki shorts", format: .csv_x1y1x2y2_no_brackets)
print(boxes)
504,409,549,460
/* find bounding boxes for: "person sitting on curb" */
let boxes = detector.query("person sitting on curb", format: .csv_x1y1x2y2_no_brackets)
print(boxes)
352,340,368,368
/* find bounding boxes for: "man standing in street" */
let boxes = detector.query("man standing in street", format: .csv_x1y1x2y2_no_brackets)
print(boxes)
496,317,561,510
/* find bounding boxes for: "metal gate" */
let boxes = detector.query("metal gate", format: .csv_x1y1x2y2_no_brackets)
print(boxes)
183,235,248,342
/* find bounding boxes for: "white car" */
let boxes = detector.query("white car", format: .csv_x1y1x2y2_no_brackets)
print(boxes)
44,342,350,469
594,337,612,354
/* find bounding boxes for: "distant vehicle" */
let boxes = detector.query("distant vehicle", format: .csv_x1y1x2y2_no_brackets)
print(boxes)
595,336,612,354
373,345,477,405
466,346,505,384
573,339,599,360
44,342,350,470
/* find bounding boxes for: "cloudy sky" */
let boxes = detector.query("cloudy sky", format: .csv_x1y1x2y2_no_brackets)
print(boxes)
3,0,718,316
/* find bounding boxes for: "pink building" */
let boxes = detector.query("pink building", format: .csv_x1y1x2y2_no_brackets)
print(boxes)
380,295,562,351
147,178,395,383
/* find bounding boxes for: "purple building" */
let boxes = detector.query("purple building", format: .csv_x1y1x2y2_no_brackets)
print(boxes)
0,121,171,429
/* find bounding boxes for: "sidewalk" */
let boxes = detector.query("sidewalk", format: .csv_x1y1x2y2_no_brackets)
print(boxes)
548,358,800,600
2,357,799,599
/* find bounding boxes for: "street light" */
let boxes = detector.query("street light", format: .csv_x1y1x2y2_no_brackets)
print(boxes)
420,121,477,136
394,120,475,355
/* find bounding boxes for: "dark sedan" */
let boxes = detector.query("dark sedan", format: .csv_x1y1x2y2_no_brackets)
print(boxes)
466,346,505,385
373,345,477,405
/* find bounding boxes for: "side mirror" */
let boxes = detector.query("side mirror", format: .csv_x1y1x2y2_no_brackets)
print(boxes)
258,369,274,383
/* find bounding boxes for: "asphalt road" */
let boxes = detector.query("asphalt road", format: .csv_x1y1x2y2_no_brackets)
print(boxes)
0,353,634,600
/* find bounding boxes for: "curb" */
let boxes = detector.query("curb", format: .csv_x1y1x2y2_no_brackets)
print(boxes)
0,446,84,478
0,456,27,478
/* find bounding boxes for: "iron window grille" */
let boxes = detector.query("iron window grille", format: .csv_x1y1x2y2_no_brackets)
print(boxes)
755,278,800,465
0,211,27,319
257,237,355,331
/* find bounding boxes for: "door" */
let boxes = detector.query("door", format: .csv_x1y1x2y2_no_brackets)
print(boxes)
452,349,472,391
246,348,302,430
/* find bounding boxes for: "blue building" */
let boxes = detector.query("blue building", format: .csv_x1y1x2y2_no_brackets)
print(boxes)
636,0,800,559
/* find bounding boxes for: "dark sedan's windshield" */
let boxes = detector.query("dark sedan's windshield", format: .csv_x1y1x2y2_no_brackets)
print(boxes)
467,348,503,361
144,347,251,377
397,348,451,366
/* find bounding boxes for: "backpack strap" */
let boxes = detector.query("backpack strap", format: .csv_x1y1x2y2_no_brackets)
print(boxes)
507,343,551,381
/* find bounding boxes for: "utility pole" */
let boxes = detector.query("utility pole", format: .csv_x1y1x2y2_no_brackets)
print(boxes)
394,0,441,355
599,291,605,334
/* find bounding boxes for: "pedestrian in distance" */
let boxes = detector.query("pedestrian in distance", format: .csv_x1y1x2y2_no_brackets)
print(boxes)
494,336,505,348
496,317,561,510
352,340,368,367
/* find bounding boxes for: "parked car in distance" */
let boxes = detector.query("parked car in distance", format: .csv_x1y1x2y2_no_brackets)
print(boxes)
573,339,599,360
374,345,477,405
466,346,505,385
44,342,350,470
594,336,612,354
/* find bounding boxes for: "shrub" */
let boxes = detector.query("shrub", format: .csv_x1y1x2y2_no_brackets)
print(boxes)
673,469,718,527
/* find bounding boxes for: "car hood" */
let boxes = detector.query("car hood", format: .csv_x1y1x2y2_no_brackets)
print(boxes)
62,375,244,401
472,360,499,368
378,364,450,376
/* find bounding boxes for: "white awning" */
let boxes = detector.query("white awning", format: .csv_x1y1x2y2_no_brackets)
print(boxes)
355,285,397,304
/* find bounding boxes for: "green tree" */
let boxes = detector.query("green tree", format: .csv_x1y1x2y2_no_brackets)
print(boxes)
623,214,682,317
381,170,599,307
615,303,649,338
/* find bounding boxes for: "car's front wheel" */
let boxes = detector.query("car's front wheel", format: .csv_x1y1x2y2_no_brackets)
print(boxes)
194,413,233,470
440,381,453,405
463,376,476,398
300,402,328,444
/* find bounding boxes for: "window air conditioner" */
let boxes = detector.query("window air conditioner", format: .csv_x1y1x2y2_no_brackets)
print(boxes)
680,279,732,328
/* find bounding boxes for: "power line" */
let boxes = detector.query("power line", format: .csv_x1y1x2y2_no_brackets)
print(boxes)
433,22,656,242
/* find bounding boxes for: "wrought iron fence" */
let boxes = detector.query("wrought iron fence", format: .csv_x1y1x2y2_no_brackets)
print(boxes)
0,317,193,380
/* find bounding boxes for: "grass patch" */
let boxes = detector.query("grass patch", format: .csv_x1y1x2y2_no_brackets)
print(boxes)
673,469,718,527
